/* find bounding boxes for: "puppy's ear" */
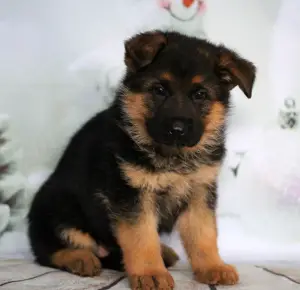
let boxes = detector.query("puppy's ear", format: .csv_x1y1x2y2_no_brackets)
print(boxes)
124,31,167,72
217,45,256,98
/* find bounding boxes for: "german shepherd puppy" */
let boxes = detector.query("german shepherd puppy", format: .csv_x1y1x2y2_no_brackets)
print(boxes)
28,30,256,289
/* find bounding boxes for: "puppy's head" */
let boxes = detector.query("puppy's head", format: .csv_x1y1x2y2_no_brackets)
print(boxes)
120,31,256,154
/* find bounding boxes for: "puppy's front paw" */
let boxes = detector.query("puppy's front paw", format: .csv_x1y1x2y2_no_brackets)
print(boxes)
195,263,239,285
129,271,174,290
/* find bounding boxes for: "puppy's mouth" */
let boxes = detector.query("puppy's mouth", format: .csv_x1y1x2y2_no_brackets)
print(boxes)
157,136,198,148
147,138,200,159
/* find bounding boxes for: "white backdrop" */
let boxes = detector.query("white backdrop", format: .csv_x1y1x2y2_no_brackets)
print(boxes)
0,0,280,175
3,0,300,262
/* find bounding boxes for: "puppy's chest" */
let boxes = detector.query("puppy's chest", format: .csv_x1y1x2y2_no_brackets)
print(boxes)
122,163,194,199
125,168,194,230
154,180,191,233
149,173,193,206
121,162,220,217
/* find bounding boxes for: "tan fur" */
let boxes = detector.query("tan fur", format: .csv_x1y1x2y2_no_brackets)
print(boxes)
195,264,239,285
183,101,225,153
122,92,152,145
177,192,221,270
129,272,174,290
61,228,96,249
177,190,239,285
120,161,220,220
60,228,109,258
161,72,174,81
192,75,203,84
122,93,149,120
201,101,225,135
120,161,220,194
115,207,166,275
51,248,101,277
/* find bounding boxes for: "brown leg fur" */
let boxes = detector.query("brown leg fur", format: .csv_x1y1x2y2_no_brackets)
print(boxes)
61,228,96,248
61,228,109,258
115,212,174,290
161,243,179,268
55,227,176,278
51,248,101,277
177,191,239,285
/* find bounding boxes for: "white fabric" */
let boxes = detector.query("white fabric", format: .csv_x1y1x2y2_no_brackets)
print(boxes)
227,0,300,244
0,115,27,234
268,0,300,116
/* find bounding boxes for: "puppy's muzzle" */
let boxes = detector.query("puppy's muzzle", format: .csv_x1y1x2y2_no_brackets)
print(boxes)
146,113,202,148
167,117,192,138
164,117,194,146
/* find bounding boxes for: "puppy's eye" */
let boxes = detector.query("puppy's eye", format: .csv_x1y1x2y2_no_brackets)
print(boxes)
191,89,208,102
151,84,168,97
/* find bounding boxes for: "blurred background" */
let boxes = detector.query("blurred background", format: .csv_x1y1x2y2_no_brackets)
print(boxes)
1,0,300,264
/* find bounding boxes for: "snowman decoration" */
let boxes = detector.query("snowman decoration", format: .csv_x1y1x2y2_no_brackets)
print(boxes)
107,0,206,95
69,0,207,101
158,0,206,37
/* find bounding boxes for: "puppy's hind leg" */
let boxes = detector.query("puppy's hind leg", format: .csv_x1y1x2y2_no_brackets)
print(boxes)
161,243,179,268
51,248,102,277
28,185,108,277
29,221,103,277
51,228,106,277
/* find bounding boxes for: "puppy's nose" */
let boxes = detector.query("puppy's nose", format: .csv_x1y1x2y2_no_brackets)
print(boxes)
169,118,192,137
171,120,185,135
